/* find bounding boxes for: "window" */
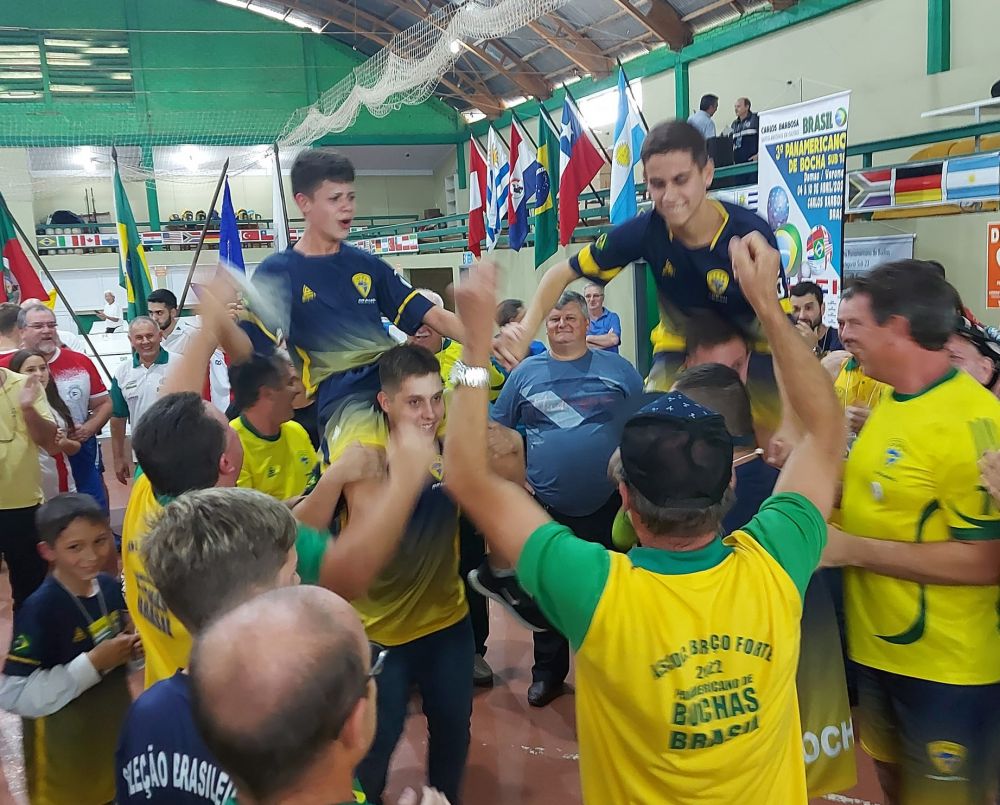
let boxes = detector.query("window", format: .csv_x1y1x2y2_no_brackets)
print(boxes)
0,32,134,101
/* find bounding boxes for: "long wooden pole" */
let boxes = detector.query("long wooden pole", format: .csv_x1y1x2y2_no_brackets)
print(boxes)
2,197,112,379
178,158,230,310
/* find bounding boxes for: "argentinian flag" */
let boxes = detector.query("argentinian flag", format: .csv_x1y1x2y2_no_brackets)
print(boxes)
609,69,646,225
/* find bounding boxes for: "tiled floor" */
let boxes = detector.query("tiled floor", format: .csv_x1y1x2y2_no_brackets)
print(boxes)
0,443,887,804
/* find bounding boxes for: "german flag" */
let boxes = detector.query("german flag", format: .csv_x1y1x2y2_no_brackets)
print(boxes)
892,163,943,207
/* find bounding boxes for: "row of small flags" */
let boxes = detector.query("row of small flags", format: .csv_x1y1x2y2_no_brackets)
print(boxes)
848,152,1000,212
468,67,646,268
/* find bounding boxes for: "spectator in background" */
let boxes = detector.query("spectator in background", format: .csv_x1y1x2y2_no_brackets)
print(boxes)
790,281,843,356
496,299,545,357
9,349,79,501
96,290,123,333
4,303,112,512
947,315,1000,399
110,317,173,484
15,299,84,353
583,283,622,354
688,93,719,140
677,309,751,383
0,302,19,355
732,97,760,163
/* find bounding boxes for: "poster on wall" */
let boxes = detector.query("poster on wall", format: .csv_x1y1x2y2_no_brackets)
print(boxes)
843,234,915,282
757,90,851,326
988,222,1000,309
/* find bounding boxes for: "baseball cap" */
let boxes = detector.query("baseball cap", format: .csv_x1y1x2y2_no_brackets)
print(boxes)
619,392,734,509
955,315,1000,363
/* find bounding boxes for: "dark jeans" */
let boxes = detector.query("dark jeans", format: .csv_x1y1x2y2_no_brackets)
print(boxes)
532,491,621,685
69,437,108,512
0,506,48,610
458,516,488,656
357,617,474,805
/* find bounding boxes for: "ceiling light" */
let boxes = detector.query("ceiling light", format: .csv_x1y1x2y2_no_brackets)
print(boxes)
49,84,96,93
449,39,462,54
83,47,130,55
0,71,42,80
285,11,324,32
0,90,41,99
216,0,251,6
43,39,90,48
247,1,289,22
109,72,132,80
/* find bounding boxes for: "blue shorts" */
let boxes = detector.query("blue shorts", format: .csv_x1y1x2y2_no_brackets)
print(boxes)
316,362,381,434
855,663,1000,804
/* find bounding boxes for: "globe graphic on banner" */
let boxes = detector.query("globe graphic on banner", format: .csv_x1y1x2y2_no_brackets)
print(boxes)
775,224,802,277
766,186,790,230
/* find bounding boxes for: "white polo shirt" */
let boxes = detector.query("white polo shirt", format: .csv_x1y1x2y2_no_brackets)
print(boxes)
110,348,173,426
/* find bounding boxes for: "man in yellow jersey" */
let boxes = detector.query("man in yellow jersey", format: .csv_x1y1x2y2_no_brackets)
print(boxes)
819,261,1000,805
228,352,319,501
445,237,843,805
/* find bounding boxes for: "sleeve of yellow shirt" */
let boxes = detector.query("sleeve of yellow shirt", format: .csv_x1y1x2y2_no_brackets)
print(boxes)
940,417,1000,541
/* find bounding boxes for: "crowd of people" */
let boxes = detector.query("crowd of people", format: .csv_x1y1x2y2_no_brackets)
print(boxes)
0,119,998,805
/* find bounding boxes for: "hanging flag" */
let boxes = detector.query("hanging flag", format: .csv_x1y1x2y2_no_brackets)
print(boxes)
559,96,605,246
534,111,560,269
113,156,155,319
468,138,487,258
272,149,289,253
485,126,510,252
610,69,646,225
0,193,51,305
218,179,246,273
508,116,540,252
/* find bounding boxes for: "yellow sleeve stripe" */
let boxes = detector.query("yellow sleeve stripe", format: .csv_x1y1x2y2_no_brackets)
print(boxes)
247,312,279,344
394,289,422,326
294,346,316,396
575,245,621,283
5,655,40,667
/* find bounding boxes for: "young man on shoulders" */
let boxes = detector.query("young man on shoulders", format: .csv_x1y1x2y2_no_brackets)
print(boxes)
245,149,464,443
495,120,786,438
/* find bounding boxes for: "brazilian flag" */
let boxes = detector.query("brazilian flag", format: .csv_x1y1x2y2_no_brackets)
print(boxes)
533,110,560,270
112,153,154,319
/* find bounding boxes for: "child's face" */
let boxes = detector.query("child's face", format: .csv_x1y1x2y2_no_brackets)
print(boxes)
42,518,113,584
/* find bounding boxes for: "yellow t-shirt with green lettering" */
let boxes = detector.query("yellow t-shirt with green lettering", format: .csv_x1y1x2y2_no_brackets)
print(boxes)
231,416,318,500
841,368,1000,685
122,472,191,689
328,413,466,646
518,492,824,804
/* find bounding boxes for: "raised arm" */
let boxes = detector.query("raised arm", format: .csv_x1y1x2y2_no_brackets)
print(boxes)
17,374,58,454
445,261,551,567
729,233,844,518
422,305,466,346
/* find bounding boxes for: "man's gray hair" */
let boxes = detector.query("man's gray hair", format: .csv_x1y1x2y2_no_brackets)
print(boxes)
554,290,588,318
141,487,298,633
17,302,54,329
128,315,158,332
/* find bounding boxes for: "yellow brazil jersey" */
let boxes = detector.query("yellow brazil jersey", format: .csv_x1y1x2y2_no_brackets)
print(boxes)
518,493,825,804
833,357,891,413
231,416,319,500
328,414,467,646
841,369,1000,685
122,472,192,689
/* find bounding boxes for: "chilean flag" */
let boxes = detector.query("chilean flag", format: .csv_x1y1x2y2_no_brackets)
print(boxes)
558,96,604,246
507,116,539,252
468,138,487,258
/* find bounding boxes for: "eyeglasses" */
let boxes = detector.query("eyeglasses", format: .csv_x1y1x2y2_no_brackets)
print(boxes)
369,642,388,678
24,322,57,330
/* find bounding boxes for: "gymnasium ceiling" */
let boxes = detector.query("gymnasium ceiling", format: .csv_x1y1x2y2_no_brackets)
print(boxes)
217,0,799,117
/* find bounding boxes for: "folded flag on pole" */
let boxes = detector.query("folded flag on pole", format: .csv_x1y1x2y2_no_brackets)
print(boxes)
508,116,539,252
468,138,487,258
272,149,289,253
610,69,646,225
0,192,51,305
218,179,246,273
534,111,560,269
559,96,604,245
113,152,155,319
486,126,510,252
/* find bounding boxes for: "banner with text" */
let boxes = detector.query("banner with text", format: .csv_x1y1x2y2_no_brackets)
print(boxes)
843,234,915,282
758,91,850,326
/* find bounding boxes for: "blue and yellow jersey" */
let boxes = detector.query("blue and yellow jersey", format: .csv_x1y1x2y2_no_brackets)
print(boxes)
570,201,782,340
246,245,434,395
841,369,1000,685
328,417,467,647
436,338,506,402
231,416,319,501
5,574,132,805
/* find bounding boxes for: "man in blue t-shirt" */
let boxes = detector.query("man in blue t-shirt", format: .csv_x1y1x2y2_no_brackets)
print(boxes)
244,149,465,442
583,283,622,353
494,120,788,439
485,290,642,707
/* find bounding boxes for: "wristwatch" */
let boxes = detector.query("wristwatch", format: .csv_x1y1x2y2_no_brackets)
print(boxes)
449,360,491,389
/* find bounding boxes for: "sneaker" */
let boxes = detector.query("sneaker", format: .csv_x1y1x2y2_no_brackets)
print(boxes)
468,563,550,633
473,654,494,687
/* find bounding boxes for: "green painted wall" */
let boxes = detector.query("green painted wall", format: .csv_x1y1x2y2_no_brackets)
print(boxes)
0,0,463,147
